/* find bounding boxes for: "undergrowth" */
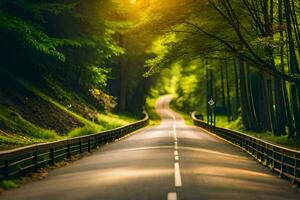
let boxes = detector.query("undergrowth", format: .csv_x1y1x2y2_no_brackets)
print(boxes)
204,114,300,150
145,96,161,125
0,80,139,150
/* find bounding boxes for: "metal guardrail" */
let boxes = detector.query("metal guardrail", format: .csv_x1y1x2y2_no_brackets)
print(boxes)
0,112,149,181
191,112,300,184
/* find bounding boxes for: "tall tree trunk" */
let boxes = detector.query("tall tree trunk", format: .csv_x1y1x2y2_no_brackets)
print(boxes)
268,79,279,135
220,64,226,109
210,68,214,126
233,59,240,119
260,74,273,131
225,61,232,122
262,0,283,135
283,0,300,137
119,34,127,112
278,0,294,135
238,56,256,130
246,64,259,131
206,66,210,124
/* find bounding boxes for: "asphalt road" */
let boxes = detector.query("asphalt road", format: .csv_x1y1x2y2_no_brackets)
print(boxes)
2,95,299,200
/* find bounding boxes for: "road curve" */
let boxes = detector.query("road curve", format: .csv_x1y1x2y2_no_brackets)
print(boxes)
2,95,299,200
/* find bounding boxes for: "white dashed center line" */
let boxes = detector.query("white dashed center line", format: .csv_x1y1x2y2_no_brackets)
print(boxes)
174,150,178,156
174,162,182,187
167,192,177,200
166,109,182,200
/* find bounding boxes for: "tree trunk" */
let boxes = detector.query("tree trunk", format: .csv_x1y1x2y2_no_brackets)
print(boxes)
233,59,240,119
283,0,300,137
119,35,127,112
225,61,232,122
278,0,294,135
220,64,226,109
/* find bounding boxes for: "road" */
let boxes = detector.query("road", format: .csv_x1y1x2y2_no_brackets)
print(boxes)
2,95,299,200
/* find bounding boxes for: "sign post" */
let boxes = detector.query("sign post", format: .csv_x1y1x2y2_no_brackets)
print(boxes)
208,98,215,127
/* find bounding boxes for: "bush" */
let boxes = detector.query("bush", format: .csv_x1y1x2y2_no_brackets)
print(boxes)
1,180,18,190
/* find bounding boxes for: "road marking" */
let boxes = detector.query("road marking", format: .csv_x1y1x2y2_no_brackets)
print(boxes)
174,162,182,187
174,150,178,156
165,105,183,190
173,127,177,138
167,192,177,200
165,110,176,120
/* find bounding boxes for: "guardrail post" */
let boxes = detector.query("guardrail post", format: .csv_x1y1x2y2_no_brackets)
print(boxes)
67,142,71,159
97,135,101,146
293,153,297,183
271,148,275,170
0,113,149,182
50,147,55,165
88,139,91,153
280,151,283,177
33,151,38,172
255,141,258,159
246,139,249,152
4,159,9,180
79,140,82,154
104,134,107,144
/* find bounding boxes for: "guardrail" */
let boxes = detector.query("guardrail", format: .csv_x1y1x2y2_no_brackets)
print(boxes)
0,112,149,181
191,112,300,184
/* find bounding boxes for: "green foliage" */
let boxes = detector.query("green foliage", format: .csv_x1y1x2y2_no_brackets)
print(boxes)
0,106,59,140
90,88,117,111
170,99,193,125
95,112,137,128
0,78,138,150
1,180,18,190
67,126,97,138
212,115,300,149
145,97,161,125
0,0,124,110
63,113,139,137
0,10,66,61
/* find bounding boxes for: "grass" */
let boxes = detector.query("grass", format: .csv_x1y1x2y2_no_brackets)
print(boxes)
145,96,161,125
95,112,137,128
170,100,194,125
0,106,62,150
0,79,140,150
0,180,18,190
171,94,300,150
205,114,300,150
0,108,139,149
67,126,98,137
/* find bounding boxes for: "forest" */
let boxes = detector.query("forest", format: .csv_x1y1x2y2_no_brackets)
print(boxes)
0,0,300,149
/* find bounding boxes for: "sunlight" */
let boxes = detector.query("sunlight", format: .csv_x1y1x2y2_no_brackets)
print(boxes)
130,0,137,4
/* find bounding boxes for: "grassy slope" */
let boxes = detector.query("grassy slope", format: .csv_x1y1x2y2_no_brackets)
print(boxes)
0,78,138,150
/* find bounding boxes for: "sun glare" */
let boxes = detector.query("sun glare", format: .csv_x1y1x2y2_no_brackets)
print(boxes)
130,0,137,4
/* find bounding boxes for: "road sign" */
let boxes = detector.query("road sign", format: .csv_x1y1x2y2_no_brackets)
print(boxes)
208,99,215,107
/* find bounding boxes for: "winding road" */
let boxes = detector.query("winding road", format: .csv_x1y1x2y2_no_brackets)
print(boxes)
2,95,300,200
